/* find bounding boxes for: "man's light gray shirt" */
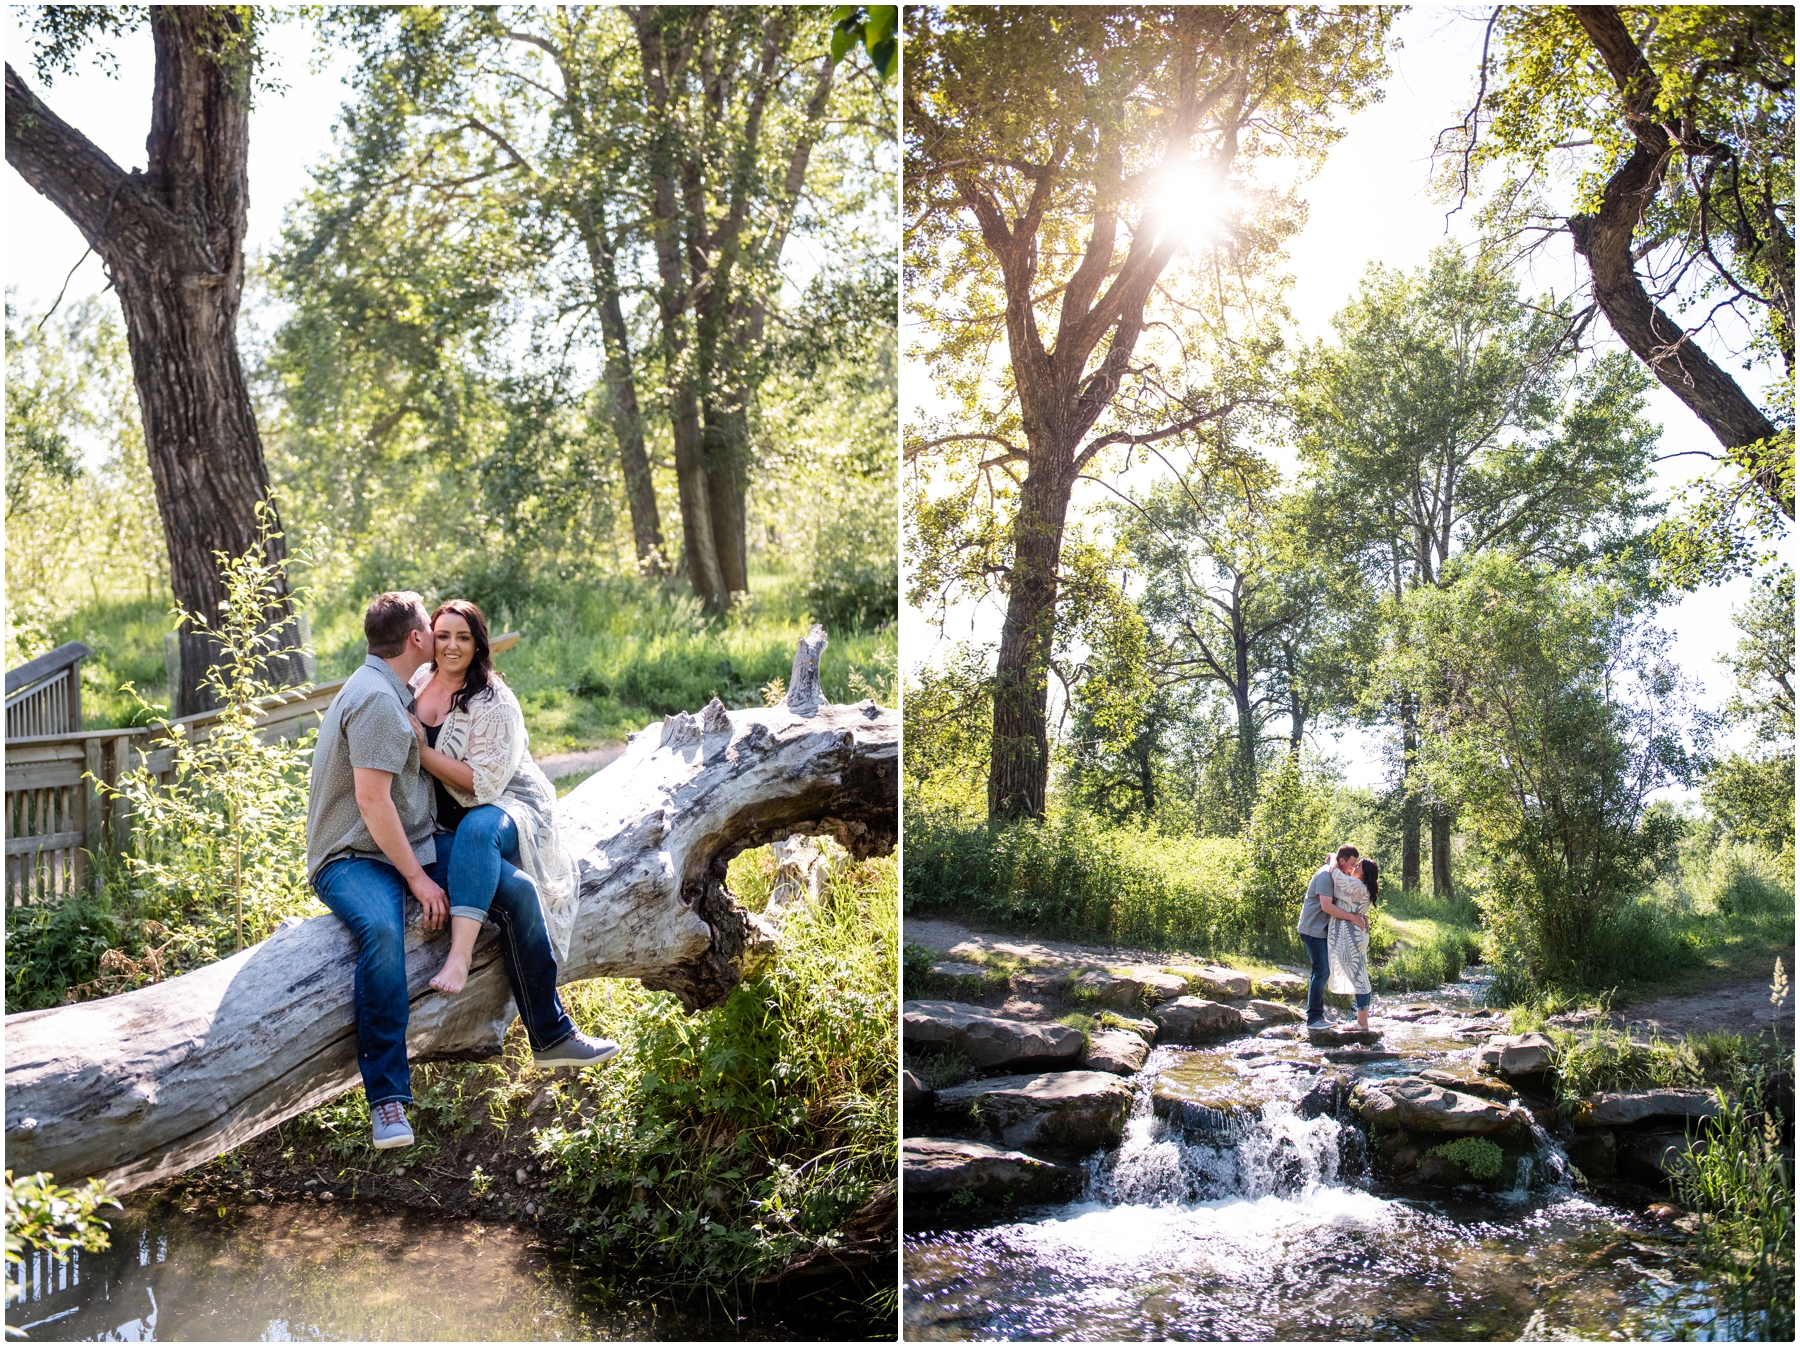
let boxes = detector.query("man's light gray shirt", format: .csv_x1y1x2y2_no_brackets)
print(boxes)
1296,862,1337,939
305,655,436,881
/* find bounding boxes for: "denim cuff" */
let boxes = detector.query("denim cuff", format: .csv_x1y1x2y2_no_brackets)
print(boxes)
449,905,491,923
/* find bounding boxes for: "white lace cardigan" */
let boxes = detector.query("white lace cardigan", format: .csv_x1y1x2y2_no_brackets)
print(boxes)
410,665,577,961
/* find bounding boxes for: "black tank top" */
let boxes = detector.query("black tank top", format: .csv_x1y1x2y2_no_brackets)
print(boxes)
423,720,470,832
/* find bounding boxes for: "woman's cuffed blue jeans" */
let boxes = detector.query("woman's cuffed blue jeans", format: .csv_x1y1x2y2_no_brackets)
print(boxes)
314,814,575,1108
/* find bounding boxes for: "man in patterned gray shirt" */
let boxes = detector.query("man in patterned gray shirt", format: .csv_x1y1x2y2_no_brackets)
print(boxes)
306,592,613,1149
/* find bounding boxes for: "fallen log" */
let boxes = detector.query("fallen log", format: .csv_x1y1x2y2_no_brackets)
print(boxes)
3,628,896,1193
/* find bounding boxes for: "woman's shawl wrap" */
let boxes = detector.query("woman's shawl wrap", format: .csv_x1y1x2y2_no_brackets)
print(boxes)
1326,866,1372,997
411,666,577,961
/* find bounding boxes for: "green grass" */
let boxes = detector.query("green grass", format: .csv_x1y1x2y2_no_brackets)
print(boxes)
1548,1023,1778,1101
51,561,897,751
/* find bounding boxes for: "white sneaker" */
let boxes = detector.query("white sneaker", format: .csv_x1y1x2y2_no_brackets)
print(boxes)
371,1099,414,1149
532,1032,621,1069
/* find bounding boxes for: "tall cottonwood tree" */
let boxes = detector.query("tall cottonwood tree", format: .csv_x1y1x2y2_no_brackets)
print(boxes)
6,7,304,713
1295,246,1661,891
1444,5,1794,580
905,4,1394,820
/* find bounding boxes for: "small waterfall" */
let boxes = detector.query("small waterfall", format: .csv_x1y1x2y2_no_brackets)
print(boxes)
1087,1101,1346,1207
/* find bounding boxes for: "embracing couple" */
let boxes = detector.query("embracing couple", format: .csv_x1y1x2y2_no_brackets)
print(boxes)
1296,843,1380,1032
303,591,616,1150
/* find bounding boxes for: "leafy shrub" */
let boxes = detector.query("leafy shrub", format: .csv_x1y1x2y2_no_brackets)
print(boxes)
3,887,122,1013
4,1168,121,1314
1428,1136,1504,1180
1240,756,1331,958
804,484,896,633
532,854,896,1304
1371,926,1478,993
904,808,1247,954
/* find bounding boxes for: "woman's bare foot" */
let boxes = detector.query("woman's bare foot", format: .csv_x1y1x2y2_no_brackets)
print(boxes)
430,915,483,995
430,950,472,995
1357,1012,1370,1031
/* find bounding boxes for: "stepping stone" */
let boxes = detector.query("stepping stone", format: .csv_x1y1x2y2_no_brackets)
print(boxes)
903,1137,1083,1205
1252,971,1308,1001
1419,1069,1515,1104
1107,1013,1159,1042
1246,998,1303,1025
1080,1029,1150,1077
1307,1025,1383,1047
1151,997,1245,1043
1575,1089,1720,1128
933,1070,1133,1150
929,960,995,985
1258,1024,1307,1041
902,1000,1084,1070
1474,1032,1555,1076
1353,1077,1531,1136
1071,966,1185,1010
1324,1047,1402,1065
1151,1058,1268,1131
1164,964,1252,999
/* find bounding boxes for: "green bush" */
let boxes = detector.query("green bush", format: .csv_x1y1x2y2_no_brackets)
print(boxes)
534,855,896,1306
1428,1135,1504,1180
903,808,1247,954
3,887,123,1012
1240,757,1331,958
1371,925,1478,993
4,1168,121,1315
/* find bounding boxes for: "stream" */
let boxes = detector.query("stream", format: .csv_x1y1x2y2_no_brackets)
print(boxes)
904,979,1730,1341
6,1200,803,1342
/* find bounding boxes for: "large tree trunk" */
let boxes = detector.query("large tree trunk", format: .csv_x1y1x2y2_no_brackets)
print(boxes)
2,631,895,1194
988,468,1074,819
4,11,304,717
1400,697,1422,890
632,8,729,612
584,217,664,571
1568,6,1791,519
1429,802,1454,897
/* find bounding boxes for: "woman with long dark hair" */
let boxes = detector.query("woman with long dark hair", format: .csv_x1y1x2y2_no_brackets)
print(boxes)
408,600,589,1028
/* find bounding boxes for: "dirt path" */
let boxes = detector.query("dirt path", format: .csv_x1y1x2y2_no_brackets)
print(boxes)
534,743,625,780
1559,978,1790,1041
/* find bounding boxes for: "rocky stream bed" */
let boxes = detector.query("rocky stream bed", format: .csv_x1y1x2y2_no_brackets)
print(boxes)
901,953,1758,1341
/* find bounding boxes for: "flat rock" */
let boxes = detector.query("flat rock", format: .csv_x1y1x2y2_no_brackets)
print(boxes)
1151,1058,1268,1131
1135,969,1192,1003
1418,1069,1515,1103
1354,1077,1529,1136
1080,1029,1150,1077
1246,998,1303,1025
1107,1014,1159,1042
1324,1047,1402,1065
1475,1032,1555,1076
902,1000,1083,1070
1166,964,1252,999
903,1137,1083,1204
1071,968,1146,1011
933,1071,1133,1151
1576,1089,1720,1128
1258,1024,1307,1041
1152,997,1245,1043
1307,1025,1383,1047
1252,971,1308,1001
902,1069,934,1120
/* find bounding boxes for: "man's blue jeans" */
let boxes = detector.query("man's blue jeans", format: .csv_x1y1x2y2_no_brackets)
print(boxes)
314,823,576,1107
1300,932,1330,1023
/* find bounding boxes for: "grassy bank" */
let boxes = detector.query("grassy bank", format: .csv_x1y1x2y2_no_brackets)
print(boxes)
904,806,1789,1006
47,561,897,751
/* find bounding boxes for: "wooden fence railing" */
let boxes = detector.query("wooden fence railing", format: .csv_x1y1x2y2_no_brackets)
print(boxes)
3,633,520,907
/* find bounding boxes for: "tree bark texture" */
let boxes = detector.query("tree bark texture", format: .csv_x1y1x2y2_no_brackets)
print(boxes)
4,11,304,716
1429,802,1454,897
1569,6,1790,517
584,218,664,571
1400,699,1422,890
2,657,895,1194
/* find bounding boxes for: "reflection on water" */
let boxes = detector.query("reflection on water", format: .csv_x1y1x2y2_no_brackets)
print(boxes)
906,977,1717,1342
6,1200,715,1342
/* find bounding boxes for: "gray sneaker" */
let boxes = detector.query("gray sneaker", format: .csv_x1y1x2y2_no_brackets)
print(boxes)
532,1032,621,1069
371,1100,414,1150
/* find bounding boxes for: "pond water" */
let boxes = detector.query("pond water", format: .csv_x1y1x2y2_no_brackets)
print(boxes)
905,979,1729,1341
7,1200,764,1342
